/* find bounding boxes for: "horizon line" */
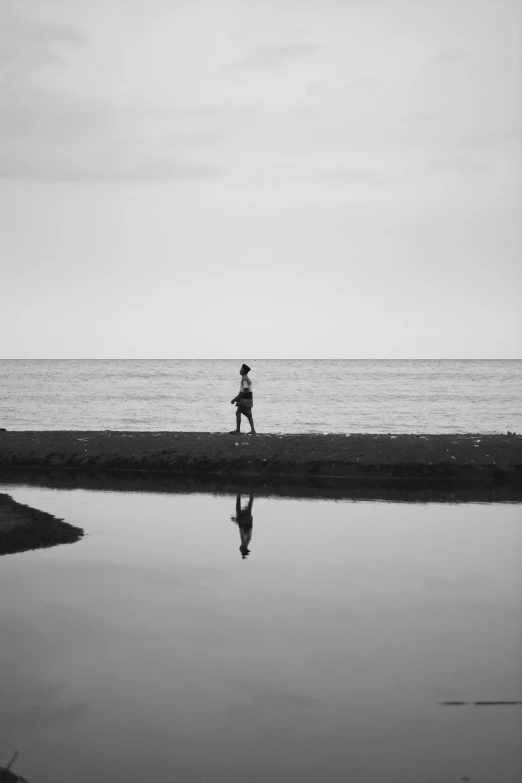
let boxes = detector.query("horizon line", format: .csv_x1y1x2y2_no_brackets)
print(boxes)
1,358,521,362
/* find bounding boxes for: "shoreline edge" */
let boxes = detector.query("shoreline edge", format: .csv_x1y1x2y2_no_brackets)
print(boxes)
0,432,520,481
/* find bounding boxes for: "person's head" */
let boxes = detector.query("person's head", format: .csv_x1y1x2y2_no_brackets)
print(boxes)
240,363,251,376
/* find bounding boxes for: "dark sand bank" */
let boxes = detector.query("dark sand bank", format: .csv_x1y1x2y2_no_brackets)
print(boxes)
0,492,83,556
0,431,521,482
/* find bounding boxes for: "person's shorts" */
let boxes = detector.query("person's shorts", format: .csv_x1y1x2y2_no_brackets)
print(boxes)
237,404,253,416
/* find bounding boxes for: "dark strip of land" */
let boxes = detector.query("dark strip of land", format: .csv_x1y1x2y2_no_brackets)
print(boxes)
0,492,83,556
0,431,520,481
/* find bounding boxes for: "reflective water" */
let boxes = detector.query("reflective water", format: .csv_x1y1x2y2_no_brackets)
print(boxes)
0,482,521,782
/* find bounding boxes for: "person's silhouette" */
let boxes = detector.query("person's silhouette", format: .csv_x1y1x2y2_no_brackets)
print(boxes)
231,492,254,559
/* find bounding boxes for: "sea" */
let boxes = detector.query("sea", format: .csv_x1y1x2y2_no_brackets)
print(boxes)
1,359,521,434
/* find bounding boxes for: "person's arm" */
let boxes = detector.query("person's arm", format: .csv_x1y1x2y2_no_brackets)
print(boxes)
231,381,245,404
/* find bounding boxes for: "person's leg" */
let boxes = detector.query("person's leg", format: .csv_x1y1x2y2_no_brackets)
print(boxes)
229,406,241,433
246,410,256,435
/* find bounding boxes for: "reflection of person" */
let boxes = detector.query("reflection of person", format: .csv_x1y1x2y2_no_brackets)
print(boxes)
231,493,254,559
230,363,256,435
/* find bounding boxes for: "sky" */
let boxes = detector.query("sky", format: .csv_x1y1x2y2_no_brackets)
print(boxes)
0,0,520,359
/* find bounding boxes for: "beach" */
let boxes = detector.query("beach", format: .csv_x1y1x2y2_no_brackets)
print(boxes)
0,431,520,480
3,1,520,776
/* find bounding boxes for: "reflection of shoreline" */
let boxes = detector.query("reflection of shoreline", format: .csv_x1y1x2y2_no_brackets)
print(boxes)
1,468,521,504
0,492,83,556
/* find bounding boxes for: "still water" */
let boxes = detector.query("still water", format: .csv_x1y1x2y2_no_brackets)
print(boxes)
1,483,521,783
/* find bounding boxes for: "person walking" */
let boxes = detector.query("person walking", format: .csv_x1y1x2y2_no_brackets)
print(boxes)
230,363,256,435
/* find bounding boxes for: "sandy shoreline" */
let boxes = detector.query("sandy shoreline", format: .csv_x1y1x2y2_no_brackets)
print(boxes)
0,431,520,481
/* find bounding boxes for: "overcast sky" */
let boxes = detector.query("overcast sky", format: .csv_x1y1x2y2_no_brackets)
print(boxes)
1,0,520,358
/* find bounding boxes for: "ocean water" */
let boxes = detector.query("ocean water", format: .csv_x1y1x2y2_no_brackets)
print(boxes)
1,359,521,433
